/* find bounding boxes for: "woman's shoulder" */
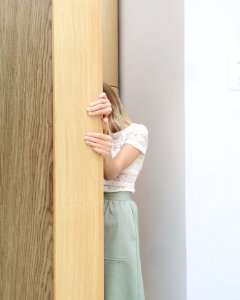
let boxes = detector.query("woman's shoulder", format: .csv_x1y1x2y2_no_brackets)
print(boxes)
128,122,148,135
123,122,148,154
111,122,148,139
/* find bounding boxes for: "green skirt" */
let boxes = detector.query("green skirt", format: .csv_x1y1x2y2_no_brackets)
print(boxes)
104,191,145,300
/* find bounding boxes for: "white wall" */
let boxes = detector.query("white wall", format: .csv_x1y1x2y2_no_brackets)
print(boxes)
120,0,240,299
185,1,240,299
119,1,186,300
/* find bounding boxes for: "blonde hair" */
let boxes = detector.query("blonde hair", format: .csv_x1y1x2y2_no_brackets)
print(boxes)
103,82,132,134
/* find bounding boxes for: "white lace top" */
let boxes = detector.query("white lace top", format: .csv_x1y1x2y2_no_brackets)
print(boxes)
104,123,148,193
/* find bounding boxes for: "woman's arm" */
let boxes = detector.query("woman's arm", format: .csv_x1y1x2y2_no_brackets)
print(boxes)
85,132,141,180
103,144,142,180
85,118,142,180
85,92,141,180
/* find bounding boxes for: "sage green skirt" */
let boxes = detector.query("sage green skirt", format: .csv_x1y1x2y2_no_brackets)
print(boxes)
104,191,145,300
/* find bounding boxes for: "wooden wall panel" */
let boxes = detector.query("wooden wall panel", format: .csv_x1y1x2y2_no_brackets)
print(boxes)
52,0,104,299
103,0,119,89
0,1,53,299
1,1,106,299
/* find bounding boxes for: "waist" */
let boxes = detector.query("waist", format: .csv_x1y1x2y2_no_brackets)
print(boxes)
104,191,133,201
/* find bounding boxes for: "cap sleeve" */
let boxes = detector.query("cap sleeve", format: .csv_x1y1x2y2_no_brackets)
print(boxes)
124,125,148,154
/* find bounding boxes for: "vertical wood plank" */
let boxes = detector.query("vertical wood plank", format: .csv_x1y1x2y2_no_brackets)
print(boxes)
52,1,104,299
0,1,53,299
102,0,119,88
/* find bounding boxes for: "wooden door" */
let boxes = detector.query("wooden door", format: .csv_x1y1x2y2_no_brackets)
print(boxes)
53,0,104,299
0,0,118,299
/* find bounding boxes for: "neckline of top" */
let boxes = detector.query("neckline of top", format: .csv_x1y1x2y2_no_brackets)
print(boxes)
111,123,135,136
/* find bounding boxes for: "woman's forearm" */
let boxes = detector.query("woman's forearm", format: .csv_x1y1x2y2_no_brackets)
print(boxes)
104,156,120,181
103,144,141,181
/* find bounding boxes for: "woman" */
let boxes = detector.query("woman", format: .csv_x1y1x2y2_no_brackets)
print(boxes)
84,82,148,300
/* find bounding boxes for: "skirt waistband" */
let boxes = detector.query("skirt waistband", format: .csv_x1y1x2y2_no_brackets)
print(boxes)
104,191,133,201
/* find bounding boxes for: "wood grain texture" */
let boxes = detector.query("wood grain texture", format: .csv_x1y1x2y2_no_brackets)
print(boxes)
52,0,104,299
103,0,119,89
0,1,53,299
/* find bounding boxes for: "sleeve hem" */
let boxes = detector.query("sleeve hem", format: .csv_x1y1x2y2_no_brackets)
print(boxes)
124,140,146,154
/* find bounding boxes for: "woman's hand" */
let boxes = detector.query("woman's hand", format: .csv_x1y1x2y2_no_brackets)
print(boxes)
85,92,112,158
85,117,112,159
86,92,112,117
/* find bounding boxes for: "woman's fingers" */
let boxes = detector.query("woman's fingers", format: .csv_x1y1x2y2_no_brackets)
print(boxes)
89,98,109,108
85,140,111,153
86,93,112,116
97,92,107,100
87,100,111,112
85,132,112,141
87,105,112,116
84,135,112,147
103,117,110,134
84,132,112,158
91,147,109,157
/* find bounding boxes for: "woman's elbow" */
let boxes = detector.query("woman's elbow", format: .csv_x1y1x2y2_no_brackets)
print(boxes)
104,172,119,181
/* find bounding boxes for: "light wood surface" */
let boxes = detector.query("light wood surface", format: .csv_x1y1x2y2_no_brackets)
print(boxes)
52,0,104,299
0,0,53,299
1,0,117,299
103,0,119,89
